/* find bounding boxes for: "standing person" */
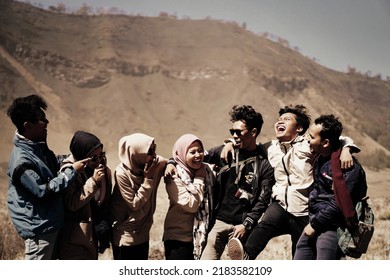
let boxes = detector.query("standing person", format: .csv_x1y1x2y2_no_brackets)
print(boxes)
57,130,112,260
110,133,167,260
227,105,360,260
6,94,87,260
197,105,275,260
294,115,367,260
163,134,216,260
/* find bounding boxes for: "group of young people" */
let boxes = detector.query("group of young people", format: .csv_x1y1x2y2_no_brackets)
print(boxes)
6,94,368,260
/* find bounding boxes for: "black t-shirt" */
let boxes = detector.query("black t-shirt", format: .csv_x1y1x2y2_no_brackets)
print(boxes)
205,146,266,225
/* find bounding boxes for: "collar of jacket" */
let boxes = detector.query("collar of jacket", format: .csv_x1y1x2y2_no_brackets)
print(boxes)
278,135,306,151
14,131,48,153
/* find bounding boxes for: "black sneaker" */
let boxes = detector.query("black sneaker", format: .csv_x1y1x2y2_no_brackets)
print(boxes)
228,238,249,260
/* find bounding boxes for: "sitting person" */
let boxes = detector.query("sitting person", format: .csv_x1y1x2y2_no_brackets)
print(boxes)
226,105,360,260
294,115,368,260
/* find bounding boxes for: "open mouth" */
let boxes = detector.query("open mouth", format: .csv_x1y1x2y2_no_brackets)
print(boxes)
276,125,285,132
193,159,201,163
234,139,242,146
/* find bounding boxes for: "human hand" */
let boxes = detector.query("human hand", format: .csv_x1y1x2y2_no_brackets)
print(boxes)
229,224,247,239
164,162,177,178
72,158,90,172
220,142,235,163
340,147,354,169
92,164,106,184
303,224,316,237
144,157,159,179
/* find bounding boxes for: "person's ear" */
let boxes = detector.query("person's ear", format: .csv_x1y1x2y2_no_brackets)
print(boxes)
251,128,257,137
23,121,33,131
296,126,303,134
322,139,330,148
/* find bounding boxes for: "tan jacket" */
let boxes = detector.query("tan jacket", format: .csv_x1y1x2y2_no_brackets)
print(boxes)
163,164,209,242
110,155,166,246
268,135,359,217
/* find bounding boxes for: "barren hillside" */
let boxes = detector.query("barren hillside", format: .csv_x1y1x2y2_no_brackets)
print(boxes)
1,0,389,170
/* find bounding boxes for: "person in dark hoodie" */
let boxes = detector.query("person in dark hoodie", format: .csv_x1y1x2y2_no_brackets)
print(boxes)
6,94,87,260
57,130,112,259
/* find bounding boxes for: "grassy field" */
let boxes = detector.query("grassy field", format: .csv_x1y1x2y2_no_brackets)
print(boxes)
1,166,389,260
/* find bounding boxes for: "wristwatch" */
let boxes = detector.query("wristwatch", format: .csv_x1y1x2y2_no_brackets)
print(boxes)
243,219,252,231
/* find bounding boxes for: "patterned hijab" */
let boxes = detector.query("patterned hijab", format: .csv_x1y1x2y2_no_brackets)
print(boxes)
172,134,203,179
172,134,212,259
118,133,155,185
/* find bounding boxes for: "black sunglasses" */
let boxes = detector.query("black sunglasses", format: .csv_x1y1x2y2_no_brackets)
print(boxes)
91,152,105,162
229,129,247,136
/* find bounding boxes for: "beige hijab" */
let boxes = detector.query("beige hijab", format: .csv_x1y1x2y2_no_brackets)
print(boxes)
118,133,154,186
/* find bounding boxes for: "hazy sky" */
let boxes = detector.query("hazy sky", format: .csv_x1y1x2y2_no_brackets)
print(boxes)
24,0,390,78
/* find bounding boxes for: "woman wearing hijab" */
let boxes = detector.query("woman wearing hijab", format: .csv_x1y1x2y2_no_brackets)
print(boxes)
163,134,216,260
58,130,112,260
110,133,167,260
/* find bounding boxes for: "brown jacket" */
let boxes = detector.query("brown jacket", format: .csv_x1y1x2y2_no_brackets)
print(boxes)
110,155,166,247
58,155,112,259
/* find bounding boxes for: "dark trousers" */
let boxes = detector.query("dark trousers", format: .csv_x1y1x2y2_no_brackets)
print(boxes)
294,230,339,260
112,241,149,260
245,201,308,259
164,240,194,260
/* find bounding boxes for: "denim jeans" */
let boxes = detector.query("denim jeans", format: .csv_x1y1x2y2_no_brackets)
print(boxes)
294,230,339,260
24,230,59,260
244,201,308,259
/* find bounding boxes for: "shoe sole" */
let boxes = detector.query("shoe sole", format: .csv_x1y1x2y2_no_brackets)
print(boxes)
228,238,244,260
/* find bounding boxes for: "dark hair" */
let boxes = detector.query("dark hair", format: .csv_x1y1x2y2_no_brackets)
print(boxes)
314,114,343,149
229,105,263,136
279,104,311,135
7,94,47,134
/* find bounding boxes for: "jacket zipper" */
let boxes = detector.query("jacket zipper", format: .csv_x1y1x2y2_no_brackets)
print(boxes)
281,145,291,210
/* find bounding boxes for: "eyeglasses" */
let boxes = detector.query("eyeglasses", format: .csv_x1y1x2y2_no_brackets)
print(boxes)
147,143,157,156
91,152,105,162
229,129,247,136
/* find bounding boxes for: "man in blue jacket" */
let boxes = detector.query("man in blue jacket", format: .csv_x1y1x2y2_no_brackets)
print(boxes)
293,114,367,259
7,94,88,260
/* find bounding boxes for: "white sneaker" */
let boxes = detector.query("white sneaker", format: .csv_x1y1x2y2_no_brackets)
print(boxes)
228,238,248,260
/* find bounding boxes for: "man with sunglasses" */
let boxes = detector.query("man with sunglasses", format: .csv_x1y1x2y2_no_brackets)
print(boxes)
198,105,275,259
6,94,88,259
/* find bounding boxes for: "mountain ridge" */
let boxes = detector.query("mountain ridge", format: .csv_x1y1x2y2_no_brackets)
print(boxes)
1,0,389,169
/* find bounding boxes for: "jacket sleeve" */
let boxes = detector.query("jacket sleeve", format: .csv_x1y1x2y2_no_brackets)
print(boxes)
166,175,205,213
310,197,340,231
204,145,225,166
14,162,77,198
244,159,275,229
339,136,360,153
344,158,368,204
63,174,99,212
115,168,154,211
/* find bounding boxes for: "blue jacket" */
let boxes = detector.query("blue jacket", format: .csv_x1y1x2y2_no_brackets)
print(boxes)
7,133,78,239
309,155,367,233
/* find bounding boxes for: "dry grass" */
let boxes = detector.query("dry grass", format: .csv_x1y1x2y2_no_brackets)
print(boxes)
0,191,24,260
1,168,389,260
